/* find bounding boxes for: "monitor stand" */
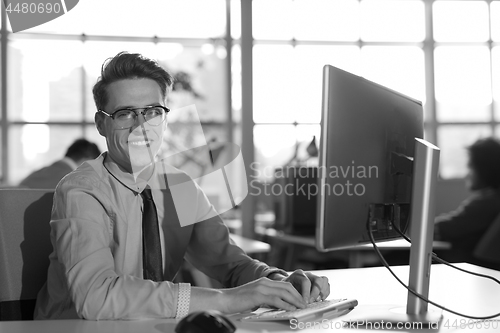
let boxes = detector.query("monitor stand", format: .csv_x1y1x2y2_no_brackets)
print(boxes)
344,138,443,329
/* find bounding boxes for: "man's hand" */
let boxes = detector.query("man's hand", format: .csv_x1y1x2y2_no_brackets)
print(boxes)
219,277,308,313
281,269,330,304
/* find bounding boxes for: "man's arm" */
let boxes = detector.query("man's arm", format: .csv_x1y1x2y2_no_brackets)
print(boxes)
185,204,327,308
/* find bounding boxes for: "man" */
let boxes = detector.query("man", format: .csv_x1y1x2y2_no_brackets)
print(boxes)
35,52,329,320
19,139,101,189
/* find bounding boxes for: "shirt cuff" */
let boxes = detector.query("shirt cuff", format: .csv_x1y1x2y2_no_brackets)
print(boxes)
175,283,191,319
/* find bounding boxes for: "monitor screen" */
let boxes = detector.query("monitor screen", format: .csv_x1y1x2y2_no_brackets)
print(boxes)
316,65,424,251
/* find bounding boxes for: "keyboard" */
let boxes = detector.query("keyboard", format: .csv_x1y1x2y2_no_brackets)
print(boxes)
241,298,358,322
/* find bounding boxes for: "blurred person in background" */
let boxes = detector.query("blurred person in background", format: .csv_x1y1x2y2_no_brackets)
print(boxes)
434,137,500,268
18,138,101,189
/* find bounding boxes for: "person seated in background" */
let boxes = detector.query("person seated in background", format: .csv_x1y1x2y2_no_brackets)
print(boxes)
34,52,329,320
434,137,500,267
18,138,101,189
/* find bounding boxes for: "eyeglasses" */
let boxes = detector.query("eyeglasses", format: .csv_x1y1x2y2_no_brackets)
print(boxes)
98,105,169,129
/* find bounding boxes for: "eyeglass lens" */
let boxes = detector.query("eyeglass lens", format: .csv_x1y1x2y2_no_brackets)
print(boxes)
114,107,166,128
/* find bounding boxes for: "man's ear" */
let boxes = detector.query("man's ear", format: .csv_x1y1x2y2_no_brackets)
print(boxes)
95,112,106,137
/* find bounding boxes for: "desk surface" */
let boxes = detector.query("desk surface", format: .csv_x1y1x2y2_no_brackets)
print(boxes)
230,233,270,254
2,264,499,333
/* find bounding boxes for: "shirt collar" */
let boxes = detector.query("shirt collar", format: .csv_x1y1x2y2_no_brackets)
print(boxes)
61,157,79,170
103,152,156,194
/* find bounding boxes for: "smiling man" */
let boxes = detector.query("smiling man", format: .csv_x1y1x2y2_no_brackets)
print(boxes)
34,52,329,320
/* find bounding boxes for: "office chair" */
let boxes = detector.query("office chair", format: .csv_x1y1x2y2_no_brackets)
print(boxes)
0,189,54,320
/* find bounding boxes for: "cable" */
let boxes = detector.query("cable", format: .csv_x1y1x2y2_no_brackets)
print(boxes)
368,221,500,320
391,224,500,286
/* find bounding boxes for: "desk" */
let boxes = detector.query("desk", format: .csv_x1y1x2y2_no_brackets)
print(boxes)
1,264,498,332
230,233,271,254
257,227,451,269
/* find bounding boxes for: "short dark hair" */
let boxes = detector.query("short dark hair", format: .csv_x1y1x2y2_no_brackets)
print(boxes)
468,137,500,189
92,52,173,111
65,139,101,161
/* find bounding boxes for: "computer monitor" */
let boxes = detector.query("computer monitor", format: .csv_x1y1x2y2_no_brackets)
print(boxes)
316,65,442,324
316,65,423,251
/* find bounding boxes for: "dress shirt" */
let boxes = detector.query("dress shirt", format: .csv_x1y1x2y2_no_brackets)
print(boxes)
34,152,284,320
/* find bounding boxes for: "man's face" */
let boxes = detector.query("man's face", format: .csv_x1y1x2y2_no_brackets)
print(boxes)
96,78,167,173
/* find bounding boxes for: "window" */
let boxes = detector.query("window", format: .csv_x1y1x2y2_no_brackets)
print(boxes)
1,0,499,187
250,0,500,181
434,46,491,122
251,0,427,181
433,1,489,42
432,0,498,178
9,39,84,122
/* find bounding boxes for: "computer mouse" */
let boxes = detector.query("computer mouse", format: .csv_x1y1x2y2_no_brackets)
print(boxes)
175,310,236,333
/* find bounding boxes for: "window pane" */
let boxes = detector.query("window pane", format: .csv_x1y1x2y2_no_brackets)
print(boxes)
493,2,500,42
360,0,425,42
231,0,241,39
68,0,156,36
253,0,293,40
156,0,226,38
62,0,226,38
25,3,84,34
361,46,425,102
493,47,500,121
438,125,492,179
254,124,320,183
295,45,361,123
157,44,228,123
254,125,296,182
294,0,359,41
435,46,491,122
254,45,361,124
253,45,295,123
9,39,83,122
20,0,227,37
433,1,489,42
9,125,84,184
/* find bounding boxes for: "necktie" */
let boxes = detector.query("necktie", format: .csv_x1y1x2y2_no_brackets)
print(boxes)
141,187,164,281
